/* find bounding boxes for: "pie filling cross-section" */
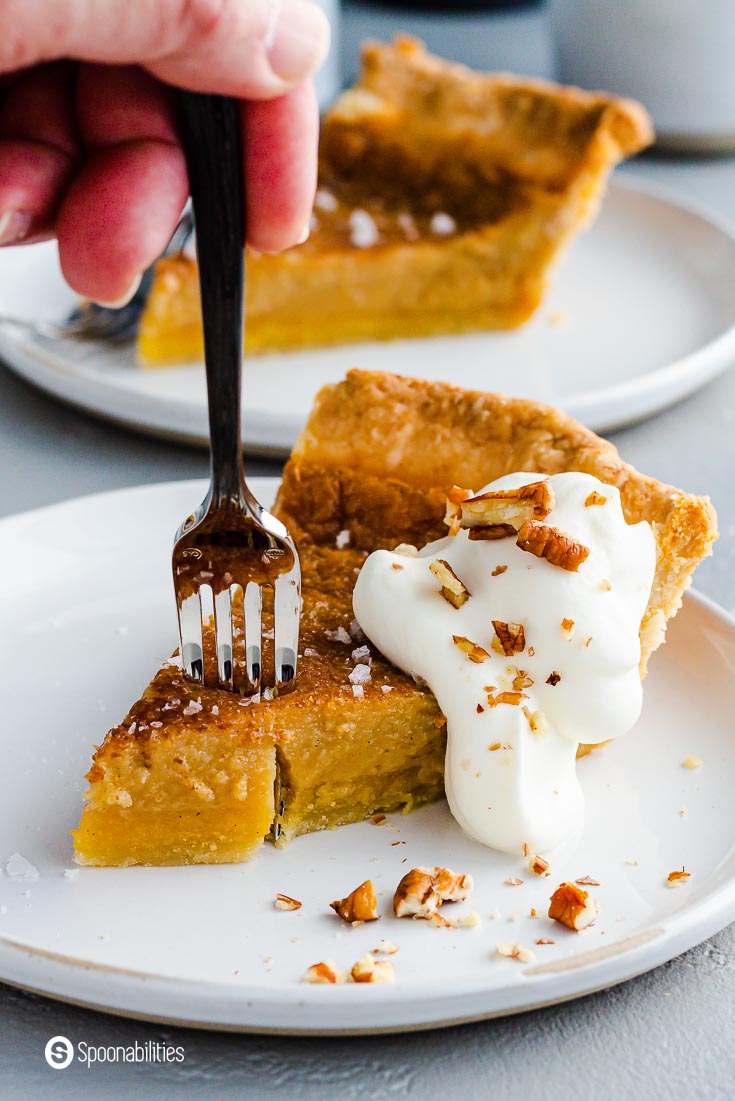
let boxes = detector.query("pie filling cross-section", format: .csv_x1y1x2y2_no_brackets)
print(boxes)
137,36,653,364
73,371,717,866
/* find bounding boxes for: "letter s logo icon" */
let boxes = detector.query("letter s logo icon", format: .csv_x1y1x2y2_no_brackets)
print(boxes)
45,1036,74,1069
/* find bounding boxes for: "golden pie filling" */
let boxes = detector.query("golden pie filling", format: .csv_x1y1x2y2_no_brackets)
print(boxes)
73,544,446,866
73,371,716,867
137,36,652,364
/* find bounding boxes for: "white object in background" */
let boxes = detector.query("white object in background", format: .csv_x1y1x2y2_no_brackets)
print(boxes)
550,0,735,152
0,478,734,1032
314,0,341,108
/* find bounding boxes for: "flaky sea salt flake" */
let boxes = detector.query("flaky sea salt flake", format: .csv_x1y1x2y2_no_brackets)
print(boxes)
349,208,380,248
5,853,39,880
430,211,457,235
349,663,372,686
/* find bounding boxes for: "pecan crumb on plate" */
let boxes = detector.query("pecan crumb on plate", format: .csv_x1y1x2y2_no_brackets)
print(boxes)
330,880,379,924
548,882,598,931
274,893,302,911
666,868,691,888
496,942,536,964
393,866,473,919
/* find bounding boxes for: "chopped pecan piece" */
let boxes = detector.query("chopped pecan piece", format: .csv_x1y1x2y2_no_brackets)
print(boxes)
460,480,554,538
373,939,399,956
536,938,555,945
351,954,396,983
443,485,473,536
528,855,550,877
467,524,516,542
548,882,598,931
433,866,473,902
453,635,490,663
429,559,470,608
428,912,457,929
511,668,534,691
585,491,607,507
522,707,548,735
330,879,379,924
505,877,523,887
496,942,535,963
575,876,600,887
491,565,508,577
491,620,526,656
666,868,691,888
301,960,345,984
393,866,473,919
495,691,526,706
517,520,590,572
546,671,561,686
274,893,302,911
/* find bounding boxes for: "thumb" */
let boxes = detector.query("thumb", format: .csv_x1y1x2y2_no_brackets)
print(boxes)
1,0,331,99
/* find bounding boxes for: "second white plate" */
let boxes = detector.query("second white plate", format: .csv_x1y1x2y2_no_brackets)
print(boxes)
1,176,735,450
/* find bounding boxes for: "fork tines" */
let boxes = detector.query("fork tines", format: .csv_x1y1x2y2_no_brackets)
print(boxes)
173,518,301,696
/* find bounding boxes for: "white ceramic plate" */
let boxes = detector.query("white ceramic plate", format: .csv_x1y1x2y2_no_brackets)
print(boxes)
1,176,735,452
1,477,734,1034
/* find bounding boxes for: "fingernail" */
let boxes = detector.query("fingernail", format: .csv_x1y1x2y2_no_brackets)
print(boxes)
0,210,32,246
92,273,142,310
296,221,311,245
267,0,331,83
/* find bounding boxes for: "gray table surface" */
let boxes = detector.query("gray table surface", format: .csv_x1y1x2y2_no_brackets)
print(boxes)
2,5,735,1099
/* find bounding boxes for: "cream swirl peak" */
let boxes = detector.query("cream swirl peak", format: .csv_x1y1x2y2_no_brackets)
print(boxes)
352,472,656,854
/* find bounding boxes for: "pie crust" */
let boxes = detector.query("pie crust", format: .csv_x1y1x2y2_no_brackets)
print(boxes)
137,37,652,364
73,372,716,865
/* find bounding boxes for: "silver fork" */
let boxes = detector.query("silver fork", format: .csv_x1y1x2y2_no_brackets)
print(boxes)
0,213,192,346
172,92,301,695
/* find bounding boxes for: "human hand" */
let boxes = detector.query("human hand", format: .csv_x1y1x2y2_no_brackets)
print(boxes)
0,0,330,304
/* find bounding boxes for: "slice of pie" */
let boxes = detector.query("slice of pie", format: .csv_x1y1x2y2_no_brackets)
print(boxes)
73,371,716,866
137,37,652,365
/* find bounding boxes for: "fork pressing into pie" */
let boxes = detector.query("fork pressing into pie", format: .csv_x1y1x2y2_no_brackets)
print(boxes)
172,92,301,695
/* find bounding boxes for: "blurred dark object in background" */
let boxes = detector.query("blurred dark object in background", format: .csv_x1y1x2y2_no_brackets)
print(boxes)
341,0,552,84
366,1,541,9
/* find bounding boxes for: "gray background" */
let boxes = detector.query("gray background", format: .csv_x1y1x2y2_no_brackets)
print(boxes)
1,3,734,1097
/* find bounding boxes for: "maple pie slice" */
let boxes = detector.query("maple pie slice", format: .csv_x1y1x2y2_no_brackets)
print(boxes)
72,371,716,866
137,37,653,365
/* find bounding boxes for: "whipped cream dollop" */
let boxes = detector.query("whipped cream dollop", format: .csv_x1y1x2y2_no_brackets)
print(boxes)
353,472,656,854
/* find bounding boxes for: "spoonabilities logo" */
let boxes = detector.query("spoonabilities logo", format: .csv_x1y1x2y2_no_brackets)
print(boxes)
45,1035,74,1069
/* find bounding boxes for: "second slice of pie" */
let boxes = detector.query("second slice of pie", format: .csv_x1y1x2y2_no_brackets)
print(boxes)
138,37,653,364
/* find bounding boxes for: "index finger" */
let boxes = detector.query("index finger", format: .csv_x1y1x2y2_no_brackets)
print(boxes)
1,0,330,99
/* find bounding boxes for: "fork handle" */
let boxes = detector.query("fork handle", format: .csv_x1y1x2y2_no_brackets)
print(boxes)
179,92,245,504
